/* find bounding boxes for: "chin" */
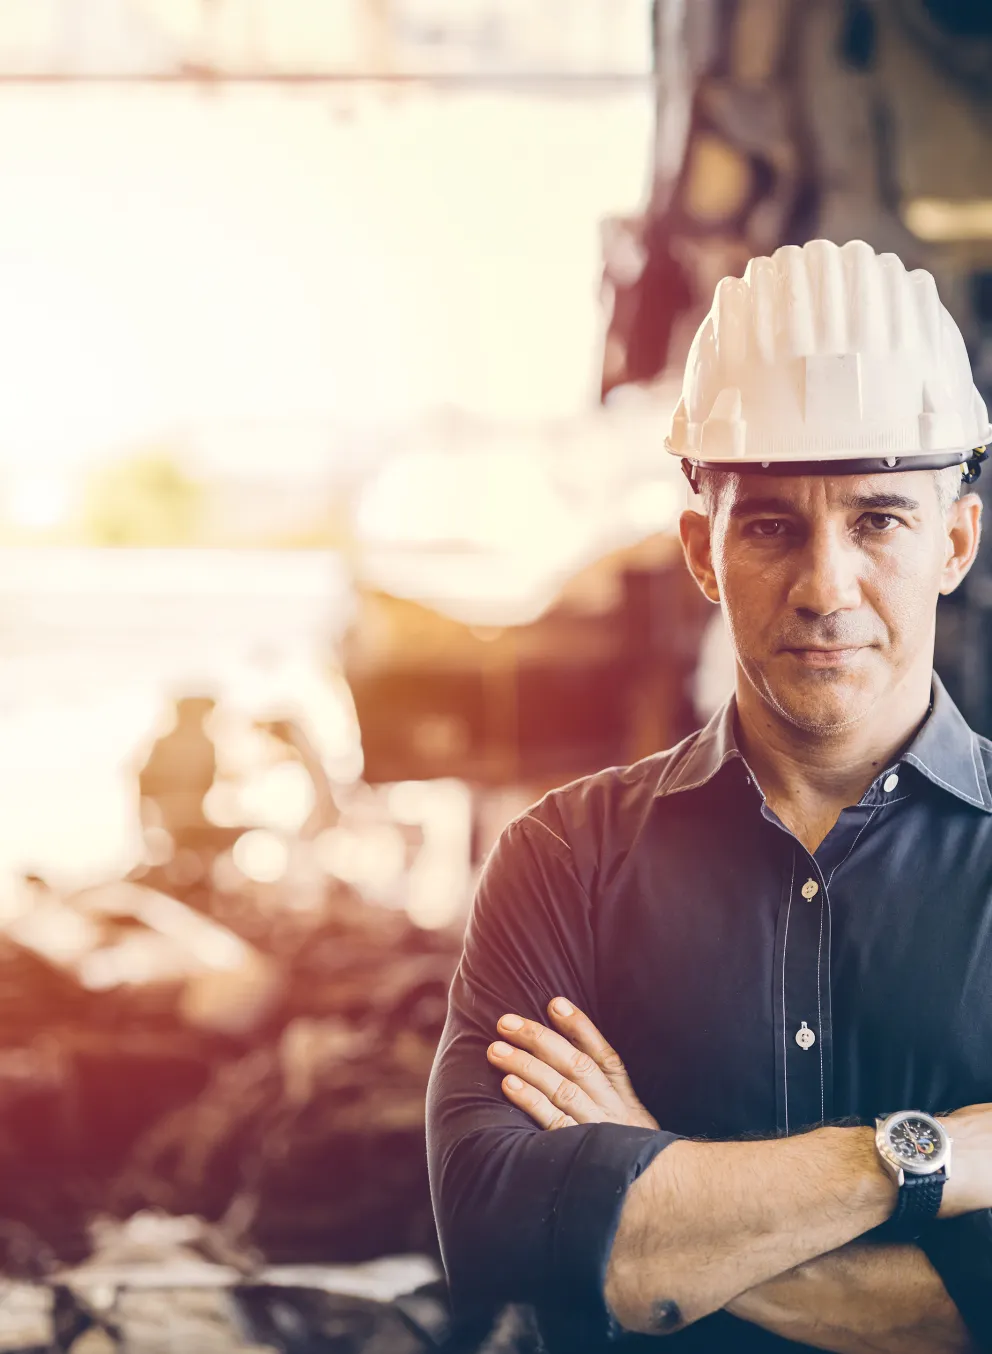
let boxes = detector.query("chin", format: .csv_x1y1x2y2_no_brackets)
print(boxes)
761,667,879,733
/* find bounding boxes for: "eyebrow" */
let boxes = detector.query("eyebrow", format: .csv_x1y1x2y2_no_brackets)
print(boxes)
728,491,921,519
841,492,921,512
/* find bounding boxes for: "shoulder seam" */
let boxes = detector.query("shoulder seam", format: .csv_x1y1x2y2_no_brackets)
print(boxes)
520,814,572,854
644,727,708,796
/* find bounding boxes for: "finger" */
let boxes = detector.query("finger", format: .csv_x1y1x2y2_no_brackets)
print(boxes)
487,1040,605,1124
498,1072,577,1131
494,1013,622,1111
546,997,642,1107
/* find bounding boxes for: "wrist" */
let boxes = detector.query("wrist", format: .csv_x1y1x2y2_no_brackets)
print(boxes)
933,1115,966,1218
834,1125,900,1223
933,1116,954,1218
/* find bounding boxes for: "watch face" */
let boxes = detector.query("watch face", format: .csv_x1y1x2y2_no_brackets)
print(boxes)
886,1115,946,1170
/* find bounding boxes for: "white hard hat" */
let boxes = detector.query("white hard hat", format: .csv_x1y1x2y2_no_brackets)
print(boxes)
668,238,992,489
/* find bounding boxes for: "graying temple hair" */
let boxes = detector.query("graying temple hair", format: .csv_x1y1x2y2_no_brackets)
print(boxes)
695,463,964,517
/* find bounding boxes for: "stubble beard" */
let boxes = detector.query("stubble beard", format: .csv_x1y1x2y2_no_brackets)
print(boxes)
748,659,882,738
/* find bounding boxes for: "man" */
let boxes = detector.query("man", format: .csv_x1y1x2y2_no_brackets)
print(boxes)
137,695,217,851
426,239,992,1352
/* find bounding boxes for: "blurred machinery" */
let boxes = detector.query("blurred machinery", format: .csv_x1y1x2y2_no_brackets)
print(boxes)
600,0,992,730
344,0,992,814
344,535,709,808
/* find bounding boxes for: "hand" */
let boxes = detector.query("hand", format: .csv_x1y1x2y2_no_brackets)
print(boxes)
936,1102,992,1217
486,996,659,1131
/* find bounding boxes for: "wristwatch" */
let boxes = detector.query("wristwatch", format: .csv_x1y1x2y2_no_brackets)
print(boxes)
874,1110,951,1236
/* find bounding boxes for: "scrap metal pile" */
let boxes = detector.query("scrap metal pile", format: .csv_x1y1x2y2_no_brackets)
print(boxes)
0,871,457,1278
0,862,556,1352
0,1215,542,1352
0,850,499,1353
0,1284,542,1354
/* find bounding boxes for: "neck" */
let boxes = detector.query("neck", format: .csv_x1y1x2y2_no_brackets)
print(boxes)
734,666,933,853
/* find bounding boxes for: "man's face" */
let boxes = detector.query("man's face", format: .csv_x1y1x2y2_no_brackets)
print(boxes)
681,468,980,734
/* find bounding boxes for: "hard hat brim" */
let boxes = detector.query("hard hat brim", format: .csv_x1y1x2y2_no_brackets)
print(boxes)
678,443,991,493
674,449,974,477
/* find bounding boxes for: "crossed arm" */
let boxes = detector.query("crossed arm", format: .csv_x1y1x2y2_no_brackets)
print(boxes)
727,1242,971,1354
485,997,980,1353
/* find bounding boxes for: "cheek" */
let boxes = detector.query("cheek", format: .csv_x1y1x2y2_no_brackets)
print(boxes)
714,562,778,646
714,541,787,601
861,545,944,637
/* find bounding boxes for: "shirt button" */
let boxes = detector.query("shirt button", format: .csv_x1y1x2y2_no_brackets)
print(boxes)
801,878,819,900
795,1021,816,1050
883,773,899,793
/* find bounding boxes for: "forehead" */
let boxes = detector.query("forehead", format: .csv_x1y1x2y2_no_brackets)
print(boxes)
717,467,938,517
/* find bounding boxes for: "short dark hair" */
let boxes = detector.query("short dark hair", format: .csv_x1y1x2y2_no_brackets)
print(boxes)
693,464,964,517
693,467,731,516
935,464,964,514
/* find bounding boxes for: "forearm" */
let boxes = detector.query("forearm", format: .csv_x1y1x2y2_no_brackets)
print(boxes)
918,1209,992,1354
727,1242,976,1354
605,1126,897,1335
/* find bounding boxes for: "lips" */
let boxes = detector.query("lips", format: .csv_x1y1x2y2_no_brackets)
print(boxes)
782,647,865,667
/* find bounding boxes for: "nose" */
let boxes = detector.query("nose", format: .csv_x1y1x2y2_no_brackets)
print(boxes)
786,521,863,618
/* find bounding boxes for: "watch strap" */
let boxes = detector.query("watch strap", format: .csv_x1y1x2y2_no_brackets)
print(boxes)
890,1169,946,1238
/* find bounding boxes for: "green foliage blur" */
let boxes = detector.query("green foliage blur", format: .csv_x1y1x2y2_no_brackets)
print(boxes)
81,452,204,546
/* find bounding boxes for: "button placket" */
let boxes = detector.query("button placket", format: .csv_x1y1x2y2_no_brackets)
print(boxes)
777,858,829,1134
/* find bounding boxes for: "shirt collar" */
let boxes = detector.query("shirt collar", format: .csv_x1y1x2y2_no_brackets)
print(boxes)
901,672,992,811
656,671,992,812
656,693,743,798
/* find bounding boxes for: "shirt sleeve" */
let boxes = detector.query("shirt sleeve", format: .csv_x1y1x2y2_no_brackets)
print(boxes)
918,1209,992,1352
425,807,678,1343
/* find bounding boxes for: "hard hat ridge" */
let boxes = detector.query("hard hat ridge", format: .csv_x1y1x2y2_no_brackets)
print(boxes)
669,238,991,488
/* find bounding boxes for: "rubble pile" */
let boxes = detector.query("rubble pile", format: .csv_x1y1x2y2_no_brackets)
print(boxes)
0,876,461,1275
0,1216,543,1354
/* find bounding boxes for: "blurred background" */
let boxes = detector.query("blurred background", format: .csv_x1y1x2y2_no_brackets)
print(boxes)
0,1,990,1349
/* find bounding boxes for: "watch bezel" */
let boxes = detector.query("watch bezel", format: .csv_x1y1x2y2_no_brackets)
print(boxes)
875,1110,951,1178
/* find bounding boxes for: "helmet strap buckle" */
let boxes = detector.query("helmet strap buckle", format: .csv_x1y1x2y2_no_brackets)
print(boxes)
681,458,701,495
962,445,988,486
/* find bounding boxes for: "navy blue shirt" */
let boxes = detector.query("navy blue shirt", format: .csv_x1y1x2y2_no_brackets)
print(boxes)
426,673,992,1351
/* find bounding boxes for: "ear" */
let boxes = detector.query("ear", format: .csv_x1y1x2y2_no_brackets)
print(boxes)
680,508,721,604
939,491,982,596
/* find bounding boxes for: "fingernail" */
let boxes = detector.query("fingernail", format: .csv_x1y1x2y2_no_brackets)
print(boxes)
499,1015,523,1031
505,1075,523,1090
552,998,573,1017
491,1041,514,1056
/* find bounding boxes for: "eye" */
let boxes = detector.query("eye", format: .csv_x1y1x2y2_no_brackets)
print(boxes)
859,512,902,533
743,519,789,538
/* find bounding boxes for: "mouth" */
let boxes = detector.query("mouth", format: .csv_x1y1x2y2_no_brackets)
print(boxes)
781,646,867,668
